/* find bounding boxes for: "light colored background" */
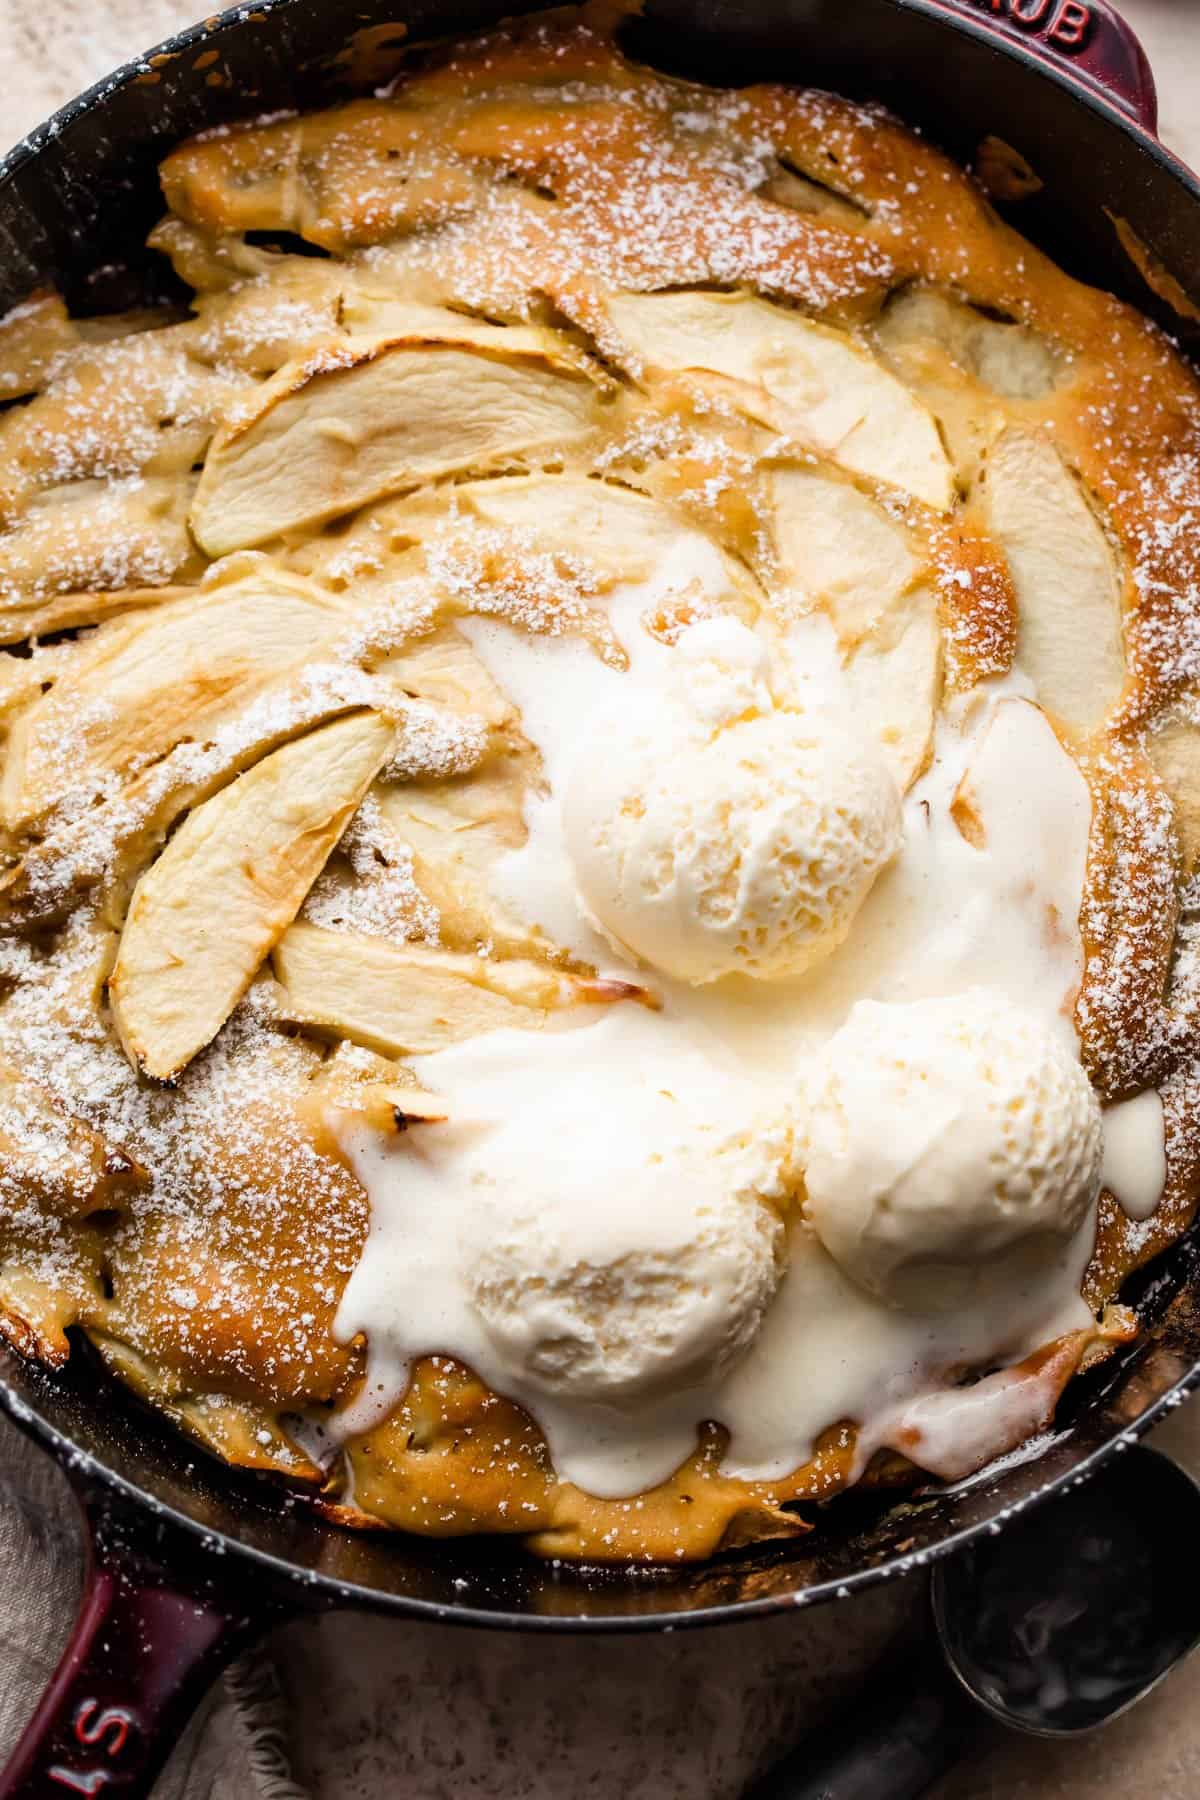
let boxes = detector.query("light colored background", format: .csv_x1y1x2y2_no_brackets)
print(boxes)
0,2,1198,1795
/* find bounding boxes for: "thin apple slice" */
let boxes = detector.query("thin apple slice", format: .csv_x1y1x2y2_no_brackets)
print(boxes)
110,711,394,1080
0,663,393,934
767,466,938,789
449,474,749,592
0,1259,98,1366
342,1083,453,1131
272,922,643,1057
0,327,233,523
341,293,528,343
0,475,200,626
1147,713,1200,872
768,466,920,644
302,1038,453,1131
377,754,549,958
0,291,78,402
0,640,82,728
842,582,942,791
87,1330,324,1483
190,330,610,556
383,624,517,730
981,430,1125,737
596,289,953,509
390,475,762,651
876,287,1066,402
0,582,190,645
2,568,348,832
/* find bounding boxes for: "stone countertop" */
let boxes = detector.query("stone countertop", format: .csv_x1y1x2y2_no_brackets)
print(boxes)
1,2,1199,1796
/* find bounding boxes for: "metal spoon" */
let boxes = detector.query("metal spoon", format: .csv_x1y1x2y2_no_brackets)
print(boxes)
745,1444,1200,1800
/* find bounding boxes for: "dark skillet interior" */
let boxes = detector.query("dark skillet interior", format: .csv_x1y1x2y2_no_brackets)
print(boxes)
1,0,1200,1627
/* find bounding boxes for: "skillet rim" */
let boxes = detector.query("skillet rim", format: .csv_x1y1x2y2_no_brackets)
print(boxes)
0,0,1198,1630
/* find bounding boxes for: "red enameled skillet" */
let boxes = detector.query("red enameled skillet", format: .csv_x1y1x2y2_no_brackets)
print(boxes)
0,2,1198,1792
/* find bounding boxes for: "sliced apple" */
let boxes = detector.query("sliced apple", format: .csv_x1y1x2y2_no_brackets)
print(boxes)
843,582,942,791
345,1082,453,1131
87,1330,325,1482
391,475,763,647
1147,713,1200,872
2,569,348,832
302,1039,453,1131
0,664,394,934
0,476,199,627
188,257,349,376
109,711,394,1080
451,474,742,588
767,466,937,788
981,431,1125,737
768,466,920,644
0,328,232,523
876,287,1066,402
0,640,81,728
191,330,609,556
0,291,78,402
377,754,548,957
0,1260,98,1365
341,293,528,344
0,583,190,646
873,294,1009,489
596,289,953,509
272,923,642,1057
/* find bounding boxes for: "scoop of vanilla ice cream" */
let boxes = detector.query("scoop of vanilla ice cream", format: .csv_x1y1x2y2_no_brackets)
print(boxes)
801,991,1103,1312
466,1031,790,1403
471,1170,782,1403
563,618,903,984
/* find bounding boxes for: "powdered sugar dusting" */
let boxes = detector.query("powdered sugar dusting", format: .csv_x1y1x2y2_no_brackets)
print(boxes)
304,791,440,944
0,8,1194,1560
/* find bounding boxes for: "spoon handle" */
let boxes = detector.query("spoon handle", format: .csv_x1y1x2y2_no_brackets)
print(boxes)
743,1640,978,1800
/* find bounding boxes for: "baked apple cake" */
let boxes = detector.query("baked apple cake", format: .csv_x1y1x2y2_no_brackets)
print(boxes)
0,4,1198,1562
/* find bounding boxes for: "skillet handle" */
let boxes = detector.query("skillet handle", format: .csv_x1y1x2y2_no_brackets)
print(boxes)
743,1637,979,1800
0,1475,272,1798
927,0,1158,133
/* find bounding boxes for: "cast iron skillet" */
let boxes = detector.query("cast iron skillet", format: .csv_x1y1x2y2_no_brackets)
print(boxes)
0,0,1199,1791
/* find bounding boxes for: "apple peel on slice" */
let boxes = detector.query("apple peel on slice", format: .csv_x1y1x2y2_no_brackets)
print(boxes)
272,923,646,1058
110,710,395,1080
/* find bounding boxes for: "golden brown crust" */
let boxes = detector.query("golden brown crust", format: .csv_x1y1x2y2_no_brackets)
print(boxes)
0,9,1193,1564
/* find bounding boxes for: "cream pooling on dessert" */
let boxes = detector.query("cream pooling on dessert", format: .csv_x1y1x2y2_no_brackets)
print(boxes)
345,1007,792,1436
331,533,1165,1497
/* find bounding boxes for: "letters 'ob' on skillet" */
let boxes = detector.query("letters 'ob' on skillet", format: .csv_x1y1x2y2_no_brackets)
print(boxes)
0,1,1198,1791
